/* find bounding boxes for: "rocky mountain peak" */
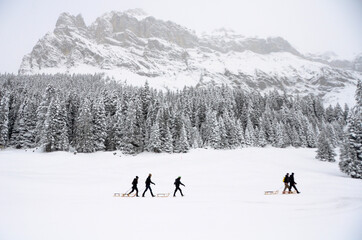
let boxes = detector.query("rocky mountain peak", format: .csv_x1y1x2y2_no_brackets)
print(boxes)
19,9,362,106
90,10,198,48
55,12,86,30
123,8,149,20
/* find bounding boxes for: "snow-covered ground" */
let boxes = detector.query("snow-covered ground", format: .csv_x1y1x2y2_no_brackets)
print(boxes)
0,147,361,240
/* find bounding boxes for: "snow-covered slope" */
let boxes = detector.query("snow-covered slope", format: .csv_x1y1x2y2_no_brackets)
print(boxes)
19,9,362,106
1,148,362,240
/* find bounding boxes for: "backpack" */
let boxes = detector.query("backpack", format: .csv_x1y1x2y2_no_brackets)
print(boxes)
283,177,286,183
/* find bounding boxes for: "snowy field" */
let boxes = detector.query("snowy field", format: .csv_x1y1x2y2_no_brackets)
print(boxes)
0,148,362,240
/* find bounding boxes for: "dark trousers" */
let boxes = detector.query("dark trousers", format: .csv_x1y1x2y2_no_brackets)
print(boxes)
129,186,138,196
283,183,289,192
289,184,299,193
142,185,154,197
174,187,183,196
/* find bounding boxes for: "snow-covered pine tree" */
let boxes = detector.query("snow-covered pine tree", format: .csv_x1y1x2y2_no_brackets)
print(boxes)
163,122,174,153
183,115,193,148
0,93,10,148
52,99,69,151
316,130,336,162
35,85,55,145
43,97,58,151
92,98,107,151
218,117,228,149
235,119,245,147
313,97,325,122
143,109,153,151
282,124,291,147
122,98,139,154
290,126,302,147
257,125,267,147
191,126,202,149
261,113,274,145
14,97,37,148
23,97,38,148
334,103,344,123
325,105,335,123
176,122,189,153
110,99,125,151
343,104,350,122
147,110,162,153
141,81,152,118
305,120,317,148
274,123,285,148
223,112,239,148
42,95,69,152
134,96,145,151
66,92,80,145
244,117,255,147
9,99,25,148
325,123,338,147
339,80,362,178
331,121,344,143
75,98,94,153
339,134,353,175
205,110,221,149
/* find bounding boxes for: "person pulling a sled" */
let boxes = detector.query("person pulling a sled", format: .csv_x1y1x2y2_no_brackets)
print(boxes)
173,176,185,197
282,173,290,194
142,174,155,197
128,176,139,197
289,172,300,194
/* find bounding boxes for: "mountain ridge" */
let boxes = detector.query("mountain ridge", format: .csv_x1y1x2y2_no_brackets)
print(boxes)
19,9,362,106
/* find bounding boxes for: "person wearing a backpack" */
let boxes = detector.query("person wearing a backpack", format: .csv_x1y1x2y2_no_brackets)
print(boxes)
128,176,139,197
282,173,290,194
173,176,185,197
289,172,300,194
142,174,155,197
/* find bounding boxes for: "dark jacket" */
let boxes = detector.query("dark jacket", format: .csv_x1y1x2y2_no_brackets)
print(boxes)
174,178,185,188
145,176,155,186
132,178,138,187
283,175,289,183
289,174,296,185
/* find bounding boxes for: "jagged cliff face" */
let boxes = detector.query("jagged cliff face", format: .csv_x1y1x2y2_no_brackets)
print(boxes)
19,9,361,106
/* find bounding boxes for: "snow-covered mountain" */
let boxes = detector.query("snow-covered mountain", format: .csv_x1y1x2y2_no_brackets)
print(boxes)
19,9,362,106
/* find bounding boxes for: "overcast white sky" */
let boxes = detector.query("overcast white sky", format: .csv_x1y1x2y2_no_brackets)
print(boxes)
0,0,361,73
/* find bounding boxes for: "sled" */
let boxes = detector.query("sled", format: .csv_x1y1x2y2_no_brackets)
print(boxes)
113,193,136,197
264,190,279,195
282,191,298,194
156,193,170,197
121,193,137,197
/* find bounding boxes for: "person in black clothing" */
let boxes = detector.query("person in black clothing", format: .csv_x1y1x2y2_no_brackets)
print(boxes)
289,172,300,194
142,174,155,197
173,176,185,197
282,173,290,194
128,176,139,197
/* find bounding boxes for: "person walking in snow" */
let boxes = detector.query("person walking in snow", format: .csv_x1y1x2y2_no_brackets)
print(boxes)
128,176,139,197
282,173,290,194
142,174,155,197
288,172,300,194
173,176,185,197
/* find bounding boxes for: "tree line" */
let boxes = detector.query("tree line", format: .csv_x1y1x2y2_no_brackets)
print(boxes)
0,74,360,178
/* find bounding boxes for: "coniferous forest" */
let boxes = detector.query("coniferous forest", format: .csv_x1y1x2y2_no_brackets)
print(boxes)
0,74,361,178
